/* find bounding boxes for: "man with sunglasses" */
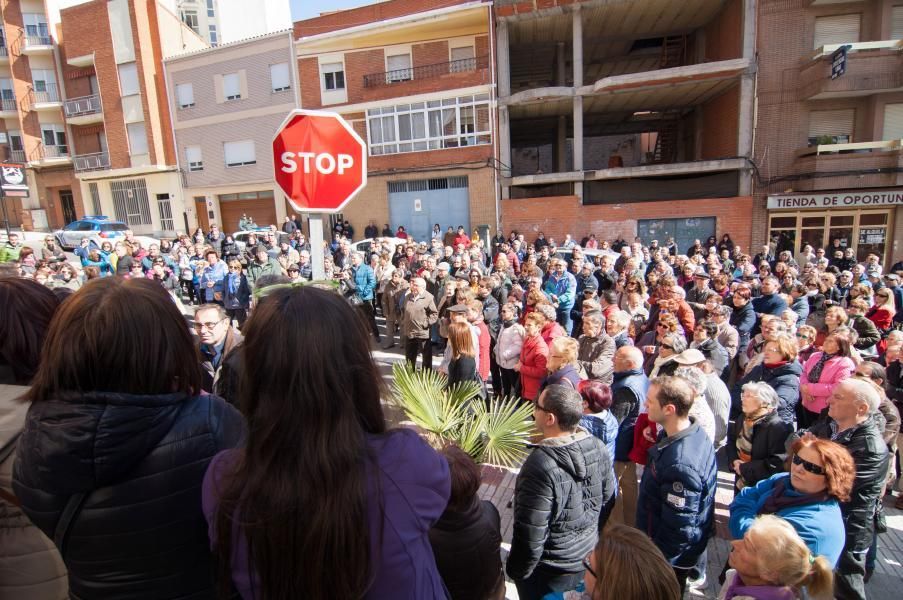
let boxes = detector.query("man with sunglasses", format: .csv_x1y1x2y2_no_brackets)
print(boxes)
804,379,889,600
506,385,614,600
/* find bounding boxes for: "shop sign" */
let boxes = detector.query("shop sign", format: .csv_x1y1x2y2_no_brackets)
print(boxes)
767,189,903,210
858,228,886,245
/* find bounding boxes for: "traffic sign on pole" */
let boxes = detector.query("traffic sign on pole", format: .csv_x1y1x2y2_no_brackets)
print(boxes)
272,109,367,281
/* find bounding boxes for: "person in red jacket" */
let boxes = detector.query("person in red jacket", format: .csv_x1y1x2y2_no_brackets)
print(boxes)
468,299,491,383
867,289,896,354
516,312,549,403
453,226,471,250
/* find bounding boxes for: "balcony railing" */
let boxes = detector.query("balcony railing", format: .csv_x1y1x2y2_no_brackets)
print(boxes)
30,82,60,105
7,149,25,163
0,98,15,112
0,46,7,58
25,34,53,47
363,56,485,88
40,144,69,159
73,151,110,173
64,93,102,118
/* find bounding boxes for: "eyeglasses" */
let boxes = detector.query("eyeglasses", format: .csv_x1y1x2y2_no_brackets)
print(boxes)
656,323,668,329
194,318,226,331
792,454,826,476
533,399,552,413
795,333,812,340
583,557,597,578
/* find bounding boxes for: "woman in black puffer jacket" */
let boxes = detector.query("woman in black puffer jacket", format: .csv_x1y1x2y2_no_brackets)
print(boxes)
13,277,245,600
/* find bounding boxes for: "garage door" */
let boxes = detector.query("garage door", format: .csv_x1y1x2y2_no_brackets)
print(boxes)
637,217,715,255
218,191,276,233
388,176,469,243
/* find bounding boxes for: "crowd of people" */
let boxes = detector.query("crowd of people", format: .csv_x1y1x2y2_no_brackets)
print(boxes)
1,221,902,600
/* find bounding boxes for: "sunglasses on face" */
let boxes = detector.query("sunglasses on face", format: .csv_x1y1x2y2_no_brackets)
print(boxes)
792,454,825,476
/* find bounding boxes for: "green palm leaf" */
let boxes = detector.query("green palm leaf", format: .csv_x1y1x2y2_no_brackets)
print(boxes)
473,397,535,467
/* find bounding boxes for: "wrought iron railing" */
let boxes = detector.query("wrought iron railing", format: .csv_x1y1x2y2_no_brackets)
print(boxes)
363,56,485,88
73,152,110,173
0,47,8,58
25,34,52,47
0,98,16,112
64,93,102,118
7,149,25,163
41,144,69,159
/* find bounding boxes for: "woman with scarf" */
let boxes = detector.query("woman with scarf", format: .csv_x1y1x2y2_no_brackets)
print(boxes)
727,382,793,492
728,437,854,570
222,259,251,329
799,333,855,428
731,334,801,423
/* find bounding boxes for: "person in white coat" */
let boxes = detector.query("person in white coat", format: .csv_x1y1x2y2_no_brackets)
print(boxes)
495,303,525,398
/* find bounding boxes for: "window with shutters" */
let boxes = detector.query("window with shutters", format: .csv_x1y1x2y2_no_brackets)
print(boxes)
321,62,345,91
808,109,854,145
186,146,203,171
223,73,241,101
224,140,255,167
176,83,195,108
883,103,903,140
892,6,903,40
813,14,861,49
386,53,412,82
270,63,291,93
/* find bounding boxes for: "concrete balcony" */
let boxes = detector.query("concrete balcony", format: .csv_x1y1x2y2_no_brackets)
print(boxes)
29,83,63,111
0,97,17,118
66,52,95,68
28,143,71,168
799,40,903,100
21,34,54,55
73,151,110,173
64,94,103,125
792,140,903,190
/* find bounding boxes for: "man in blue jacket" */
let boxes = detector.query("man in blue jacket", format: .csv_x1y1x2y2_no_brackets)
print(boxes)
637,375,717,594
348,251,380,342
542,258,577,335
609,346,649,525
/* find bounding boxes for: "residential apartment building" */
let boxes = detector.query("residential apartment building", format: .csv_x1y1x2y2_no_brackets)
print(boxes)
495,0,758,253
0,0,75,229
294,0,497,242
57,0,206,236
754,0,903,265
164,30,297,233
170,0,291,47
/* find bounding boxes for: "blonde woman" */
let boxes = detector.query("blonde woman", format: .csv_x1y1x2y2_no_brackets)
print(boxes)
542,336,582,393
721,515,833,600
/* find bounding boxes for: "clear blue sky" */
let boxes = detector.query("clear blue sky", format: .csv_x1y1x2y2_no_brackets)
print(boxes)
290,0,375,20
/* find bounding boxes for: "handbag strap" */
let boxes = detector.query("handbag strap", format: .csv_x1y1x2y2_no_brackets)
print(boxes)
54,492,88,559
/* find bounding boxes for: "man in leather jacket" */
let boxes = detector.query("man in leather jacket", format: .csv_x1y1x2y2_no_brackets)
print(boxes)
806,379,889,600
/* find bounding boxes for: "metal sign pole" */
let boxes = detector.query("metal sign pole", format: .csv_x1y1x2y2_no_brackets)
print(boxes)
309,213,326,281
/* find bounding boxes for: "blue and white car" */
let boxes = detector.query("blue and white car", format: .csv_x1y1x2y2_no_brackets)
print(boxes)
54,216,130,250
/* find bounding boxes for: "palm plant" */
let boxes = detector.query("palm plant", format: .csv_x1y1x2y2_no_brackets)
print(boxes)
390,363,534,467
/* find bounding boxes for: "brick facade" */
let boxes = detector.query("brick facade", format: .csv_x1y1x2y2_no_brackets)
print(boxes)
500,195,754,252
701,83,740,159
294,0,479,38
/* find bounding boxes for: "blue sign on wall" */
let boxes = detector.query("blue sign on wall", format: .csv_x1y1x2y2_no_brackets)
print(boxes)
831,45,852,80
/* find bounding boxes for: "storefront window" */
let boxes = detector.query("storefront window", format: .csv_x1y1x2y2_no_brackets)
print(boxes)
767,210,893,265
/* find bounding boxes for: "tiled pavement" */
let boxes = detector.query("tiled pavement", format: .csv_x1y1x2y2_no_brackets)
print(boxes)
371,333,903,600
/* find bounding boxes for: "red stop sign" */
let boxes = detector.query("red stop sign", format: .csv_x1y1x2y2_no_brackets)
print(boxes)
273,110,367,213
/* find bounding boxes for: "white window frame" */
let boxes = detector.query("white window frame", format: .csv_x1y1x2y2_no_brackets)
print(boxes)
321,61,345,91
207,0,216,18
208,24,218,46
176,82,195,108
181,9,199,34
118,62,140,97
41,124,67,153
186,145,203,171
127,122,149,156
223,72,241,101
385,50,413,83
224,140,256,167
365,94,492,156
270,63,291,93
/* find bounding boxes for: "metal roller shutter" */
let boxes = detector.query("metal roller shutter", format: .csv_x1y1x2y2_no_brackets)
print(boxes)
883,103,903,140
813,14,861,49
809,109,855,141
892,6,903,40
218,192,276,234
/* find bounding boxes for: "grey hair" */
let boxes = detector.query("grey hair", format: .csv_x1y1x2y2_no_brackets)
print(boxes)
674,366,706,396
842,378,881,413
608,310,630,329
741,381,780,410
537,304,557,321
662,333,687,354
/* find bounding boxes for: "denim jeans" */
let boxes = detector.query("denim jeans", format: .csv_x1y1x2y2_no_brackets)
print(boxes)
513,568,583,600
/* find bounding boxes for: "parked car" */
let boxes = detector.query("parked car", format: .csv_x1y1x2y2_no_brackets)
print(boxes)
557,247,618,264
54,216,130,250
350,237,408,257
231,228,289,254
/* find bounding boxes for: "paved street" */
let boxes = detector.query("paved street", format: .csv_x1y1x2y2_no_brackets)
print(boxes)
369,320,903,600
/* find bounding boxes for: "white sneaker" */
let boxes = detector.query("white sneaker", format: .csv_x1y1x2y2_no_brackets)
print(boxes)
687,573,707,591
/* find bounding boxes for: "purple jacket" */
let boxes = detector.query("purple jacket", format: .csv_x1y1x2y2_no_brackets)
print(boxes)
202,428,451,599
800,353,856,414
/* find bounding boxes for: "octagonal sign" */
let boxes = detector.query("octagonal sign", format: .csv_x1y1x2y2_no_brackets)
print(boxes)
273,109,367,214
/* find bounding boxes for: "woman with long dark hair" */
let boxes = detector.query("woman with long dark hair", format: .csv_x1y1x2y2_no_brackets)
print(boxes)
203,285,450,599
12,277,245,598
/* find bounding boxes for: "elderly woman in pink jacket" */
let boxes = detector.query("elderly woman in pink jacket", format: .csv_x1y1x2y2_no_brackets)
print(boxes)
799,332,856,428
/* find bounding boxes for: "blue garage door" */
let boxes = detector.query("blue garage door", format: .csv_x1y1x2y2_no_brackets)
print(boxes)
637,217,716,255
388,176,469,243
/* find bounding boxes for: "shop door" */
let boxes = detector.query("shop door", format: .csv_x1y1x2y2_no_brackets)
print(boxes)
637,217,715,255
388,176,469,243
59,189,76,225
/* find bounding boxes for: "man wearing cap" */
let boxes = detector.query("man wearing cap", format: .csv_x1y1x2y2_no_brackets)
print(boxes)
685,269,716,322
401,277,439,369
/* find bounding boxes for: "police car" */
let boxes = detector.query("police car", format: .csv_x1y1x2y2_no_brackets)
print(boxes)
54,216,130,250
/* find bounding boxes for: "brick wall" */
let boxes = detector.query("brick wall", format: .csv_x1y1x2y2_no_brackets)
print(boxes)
700,84,740,159
704,0,742,61
413,41,448,68
500,195,754,251
294,0,477,37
